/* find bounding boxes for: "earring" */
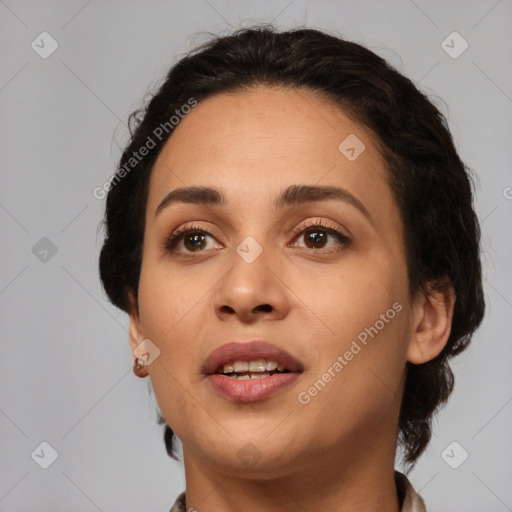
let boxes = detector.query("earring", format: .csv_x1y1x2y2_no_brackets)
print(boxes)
135,358,146,370
133,358,148,377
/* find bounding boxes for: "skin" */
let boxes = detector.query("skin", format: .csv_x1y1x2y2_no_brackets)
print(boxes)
127,86,455,512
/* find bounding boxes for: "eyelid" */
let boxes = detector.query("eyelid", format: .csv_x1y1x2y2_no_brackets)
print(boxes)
290,218,348,238
163,218,351,254
162,222,214,252
288,219,351,252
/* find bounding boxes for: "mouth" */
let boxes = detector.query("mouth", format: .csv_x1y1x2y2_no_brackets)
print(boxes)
202,341,304,403
216,358,291,379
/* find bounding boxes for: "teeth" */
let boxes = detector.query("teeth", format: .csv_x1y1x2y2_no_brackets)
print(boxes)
226,371,272,380
249,359,266,372
250,372,270,379
233,361,249,372
265,360,278,371
223,363,234,373
221,359,286,376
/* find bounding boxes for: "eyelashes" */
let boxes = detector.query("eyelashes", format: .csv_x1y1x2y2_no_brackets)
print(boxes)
163,219,351,255
164,223,218,253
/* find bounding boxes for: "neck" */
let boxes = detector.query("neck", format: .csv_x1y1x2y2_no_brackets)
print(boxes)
181,440,401,512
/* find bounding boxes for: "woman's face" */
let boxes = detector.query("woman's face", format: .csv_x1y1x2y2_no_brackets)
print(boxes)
132,86,416,476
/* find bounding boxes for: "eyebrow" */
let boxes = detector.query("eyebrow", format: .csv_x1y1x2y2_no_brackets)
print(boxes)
154,184,371,221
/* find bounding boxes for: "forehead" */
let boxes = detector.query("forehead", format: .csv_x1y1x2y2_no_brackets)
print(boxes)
146,86,393,217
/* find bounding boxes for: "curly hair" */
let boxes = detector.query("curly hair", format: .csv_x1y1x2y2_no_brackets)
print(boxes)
98,25,485,468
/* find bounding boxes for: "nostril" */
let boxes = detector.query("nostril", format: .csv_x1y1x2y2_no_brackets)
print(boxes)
256,304,272,312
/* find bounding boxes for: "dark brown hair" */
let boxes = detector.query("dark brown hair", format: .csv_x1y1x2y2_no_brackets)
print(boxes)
98,25,485,468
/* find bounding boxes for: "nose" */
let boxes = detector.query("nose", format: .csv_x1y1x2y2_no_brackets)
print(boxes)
212,247,290,324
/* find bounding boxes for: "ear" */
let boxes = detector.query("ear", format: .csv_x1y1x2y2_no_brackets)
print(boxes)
407,279,456,364
127,288,148,377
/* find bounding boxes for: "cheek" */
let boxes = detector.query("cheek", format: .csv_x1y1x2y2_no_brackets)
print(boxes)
296,312,409,452
299,250,406,344
137,261,206,342
293,254,409,433
137,257,234,430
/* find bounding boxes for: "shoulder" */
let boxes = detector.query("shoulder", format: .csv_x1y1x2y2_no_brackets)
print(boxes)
395,471,427,512
169,491,186,512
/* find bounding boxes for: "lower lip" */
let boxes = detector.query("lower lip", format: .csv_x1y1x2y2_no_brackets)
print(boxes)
207,372,301,403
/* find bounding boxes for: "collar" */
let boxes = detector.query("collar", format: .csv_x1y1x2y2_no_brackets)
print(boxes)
169,471,426,512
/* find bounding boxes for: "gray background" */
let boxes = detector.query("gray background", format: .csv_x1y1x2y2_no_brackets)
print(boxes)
1,1,511,511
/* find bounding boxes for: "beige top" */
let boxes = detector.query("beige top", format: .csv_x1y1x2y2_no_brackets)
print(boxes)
169,471,426,511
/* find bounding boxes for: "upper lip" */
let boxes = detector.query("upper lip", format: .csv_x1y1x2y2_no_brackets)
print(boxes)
202,340,304,375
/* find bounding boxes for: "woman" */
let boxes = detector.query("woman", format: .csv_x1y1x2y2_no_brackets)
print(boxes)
99,26,484,511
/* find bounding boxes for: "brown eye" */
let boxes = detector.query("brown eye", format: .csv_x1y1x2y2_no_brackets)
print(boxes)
303,229,328,249
164,225,218,254
292,223,350,252
183,233,207,252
